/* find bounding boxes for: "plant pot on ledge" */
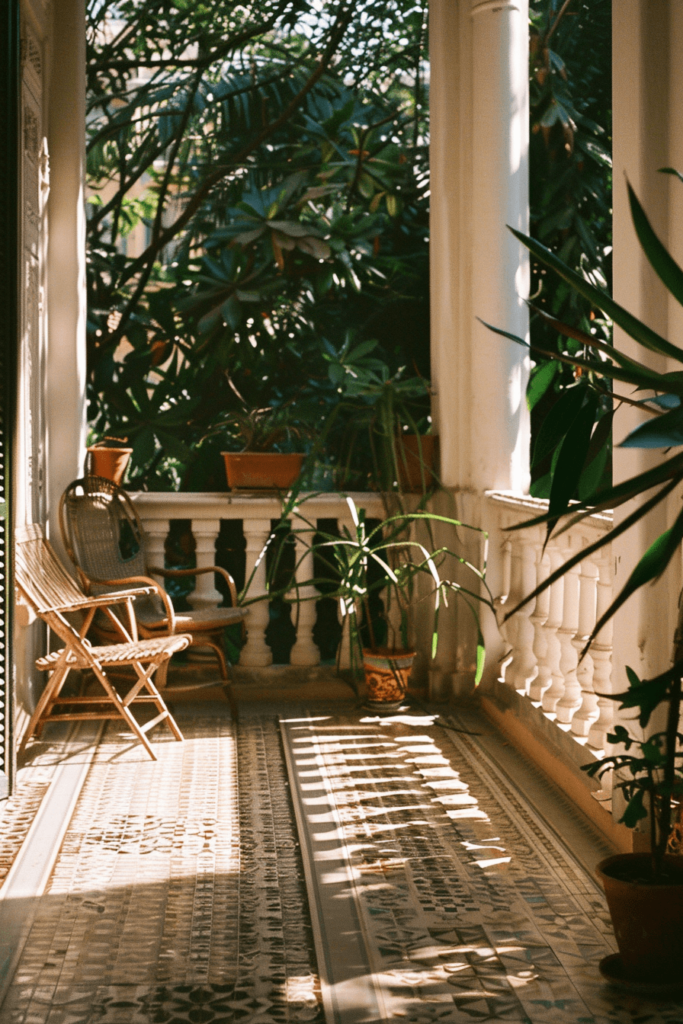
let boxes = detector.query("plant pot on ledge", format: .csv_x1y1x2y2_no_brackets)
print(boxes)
86,440,132,485
362,647,416,712
222,451,304,491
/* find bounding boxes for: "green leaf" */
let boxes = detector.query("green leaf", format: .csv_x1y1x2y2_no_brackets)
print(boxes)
589,503,683,643
547,392,598,531
628,181,683,309
527,360,558,410
533,385,586,466
620,406,683,449
621,789,648,828
660,167,683,185
509,227,683,363
221,294,242,330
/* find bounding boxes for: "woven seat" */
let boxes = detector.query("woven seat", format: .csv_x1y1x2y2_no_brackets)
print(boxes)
60,476,247,716
16,525,190,760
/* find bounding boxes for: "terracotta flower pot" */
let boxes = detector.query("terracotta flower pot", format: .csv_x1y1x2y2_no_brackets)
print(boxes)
222,451,305,490
596,853,683,981
396,435,437,491
362,648,416,711
86,446,132,485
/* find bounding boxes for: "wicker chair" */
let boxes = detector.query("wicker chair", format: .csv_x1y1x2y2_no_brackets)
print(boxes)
15,524,190,760
59,476,247,715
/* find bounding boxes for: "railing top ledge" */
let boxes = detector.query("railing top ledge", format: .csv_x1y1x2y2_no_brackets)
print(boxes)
130,490,387,520
485,489,613,531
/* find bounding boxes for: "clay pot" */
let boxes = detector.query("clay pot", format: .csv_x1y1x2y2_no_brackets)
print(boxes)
596,853,683,981
86,446,132,485
396,435,437,491
222,451,305,490
362,648,416,711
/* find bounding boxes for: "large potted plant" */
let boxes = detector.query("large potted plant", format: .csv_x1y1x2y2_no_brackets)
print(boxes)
217,403,310,490
486,171,683,988
285,495,491,709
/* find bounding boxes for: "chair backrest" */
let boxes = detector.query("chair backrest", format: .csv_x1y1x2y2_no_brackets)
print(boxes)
15,524,89,615
60,476,149,589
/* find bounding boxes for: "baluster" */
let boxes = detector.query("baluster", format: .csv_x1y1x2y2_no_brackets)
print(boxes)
289,521,321,666
188,519,222,610
555,539,581,724
528,548,551,701
502,533,538,693
336,516,355,670
541,544,566,714
143,518,170,587
240,518,273,667
571,556,599,736
495,537,512,682
587,551,614,752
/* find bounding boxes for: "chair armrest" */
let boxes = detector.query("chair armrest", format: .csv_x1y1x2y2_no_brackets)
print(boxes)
54,586,154,612
148,565,240,607
80,575,178,634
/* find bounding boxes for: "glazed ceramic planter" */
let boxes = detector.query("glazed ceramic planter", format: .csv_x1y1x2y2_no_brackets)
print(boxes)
86,446,132,485
596,852,683,982
362,648,416,711
222,451,305,490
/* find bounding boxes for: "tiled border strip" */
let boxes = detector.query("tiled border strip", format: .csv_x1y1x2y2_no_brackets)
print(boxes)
0,722,101,1009
280,714,387,1024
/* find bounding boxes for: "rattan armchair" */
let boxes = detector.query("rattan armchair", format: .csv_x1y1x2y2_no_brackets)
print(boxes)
15,524,190,759
59,476,247,716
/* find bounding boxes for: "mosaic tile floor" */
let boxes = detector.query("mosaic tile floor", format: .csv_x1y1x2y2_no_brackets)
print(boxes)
0,703,323,1024
1,700,682,1024
281,710,683,1024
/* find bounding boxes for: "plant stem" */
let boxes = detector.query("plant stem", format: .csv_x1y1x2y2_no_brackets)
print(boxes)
657,596,683,876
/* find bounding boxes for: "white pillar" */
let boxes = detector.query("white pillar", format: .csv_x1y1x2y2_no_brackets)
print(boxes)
240,518,273,667
528,549,551,702
555,549,581,725
541,545,565,714
289,525,320,667
587,552,614,752
503,532,537,692
45,0,86,556
429,0,529,493
188,519,222,610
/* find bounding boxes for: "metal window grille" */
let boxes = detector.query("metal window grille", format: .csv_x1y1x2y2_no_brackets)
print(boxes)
0,0,19,797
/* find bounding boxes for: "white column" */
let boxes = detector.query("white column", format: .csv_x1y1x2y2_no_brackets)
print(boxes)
555,549,581,725
541,545,565,714
571,557,599,738
240,518,273,667
143,519,170,588
587,552,615,752
289,524,320,667
45,0,87,556
429,0,529,493
503,533,537,693
188,519,222,610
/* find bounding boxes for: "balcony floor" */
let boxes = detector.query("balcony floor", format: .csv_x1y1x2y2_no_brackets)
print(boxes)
0,693,680,1024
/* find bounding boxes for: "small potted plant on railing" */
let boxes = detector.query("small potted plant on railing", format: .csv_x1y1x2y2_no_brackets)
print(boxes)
216,402,311,491
485,170,683,989
283,495,491,710
86,435,133,485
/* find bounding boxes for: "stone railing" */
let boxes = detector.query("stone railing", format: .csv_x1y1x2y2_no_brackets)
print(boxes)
485,491,614,754
131,491,385,670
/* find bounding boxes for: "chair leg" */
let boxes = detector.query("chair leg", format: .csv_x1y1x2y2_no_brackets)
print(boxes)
19,664,70,754
129,658,184,743
91,663,159,760
204,634,239,723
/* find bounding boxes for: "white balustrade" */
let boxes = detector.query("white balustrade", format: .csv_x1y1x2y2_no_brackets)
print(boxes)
132,492,384,672
487,491,613,753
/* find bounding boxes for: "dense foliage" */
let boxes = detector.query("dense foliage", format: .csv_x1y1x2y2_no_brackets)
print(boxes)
527,0,612,498
86,0,430,490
